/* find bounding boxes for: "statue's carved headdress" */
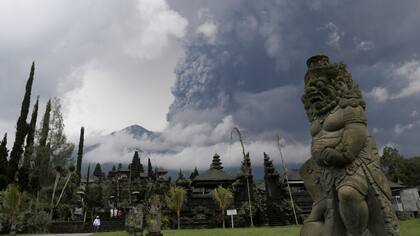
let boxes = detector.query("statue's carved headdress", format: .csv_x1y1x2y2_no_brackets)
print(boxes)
302,55,365,120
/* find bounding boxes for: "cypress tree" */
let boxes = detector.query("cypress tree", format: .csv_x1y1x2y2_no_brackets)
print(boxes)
0,133,8,170
18,97,39,191
76,126,84,183
9,62,35,182
86,164,91,186
0,133,9,190
39,99,51,147
190,167,199,180
147,158,153,178
23,97,39,167
178,169,185,179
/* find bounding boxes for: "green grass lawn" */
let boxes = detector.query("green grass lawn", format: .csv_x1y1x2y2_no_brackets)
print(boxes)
400,219,420,236
94,219,420,236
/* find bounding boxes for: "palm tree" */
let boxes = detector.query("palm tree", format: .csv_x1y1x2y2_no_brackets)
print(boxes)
1,184,26,235
212,186,233,228
167,186,186,230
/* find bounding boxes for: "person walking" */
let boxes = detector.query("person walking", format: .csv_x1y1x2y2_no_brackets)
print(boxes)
93,215,101,232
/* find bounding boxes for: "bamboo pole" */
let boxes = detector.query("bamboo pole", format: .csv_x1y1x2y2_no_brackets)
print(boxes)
50,171,61,219
231,127,254,227
277,135,299,225
55,171,73,207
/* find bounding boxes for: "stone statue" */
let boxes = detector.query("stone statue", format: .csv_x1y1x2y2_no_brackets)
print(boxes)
299,55,399,236
125,204,144,236
147,196,163,236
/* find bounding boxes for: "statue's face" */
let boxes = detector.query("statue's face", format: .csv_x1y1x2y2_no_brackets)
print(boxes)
305,76,329,109
302,72,340,117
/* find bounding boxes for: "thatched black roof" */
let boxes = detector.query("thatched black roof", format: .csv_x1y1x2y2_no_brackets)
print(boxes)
192,153,235,185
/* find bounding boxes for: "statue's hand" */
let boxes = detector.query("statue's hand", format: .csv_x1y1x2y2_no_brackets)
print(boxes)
320,147,347,167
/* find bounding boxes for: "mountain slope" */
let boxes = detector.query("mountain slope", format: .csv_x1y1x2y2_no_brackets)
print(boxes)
110,124,157,139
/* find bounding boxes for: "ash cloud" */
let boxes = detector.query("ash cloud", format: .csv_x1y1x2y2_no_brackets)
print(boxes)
86,0,420,170
165,0,420,159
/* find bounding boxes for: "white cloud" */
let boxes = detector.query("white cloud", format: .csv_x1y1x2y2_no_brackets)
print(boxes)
367,60,420,102
196,21,218,44
0,0,74,47
123,0,188,59
195,8,218,44
265,33,284,59
390,60,420,99
355,39,375,51
357,41,375,51
0,0,189,141
394,123,413,135
83,115,310,170
62,49,181,139
322,22,342,49
368,86,389,102
151,139,309,170
393,118,420,136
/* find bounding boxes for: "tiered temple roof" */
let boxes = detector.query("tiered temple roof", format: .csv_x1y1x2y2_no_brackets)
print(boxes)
192,153,235,187
264,152,279,177
238,152,252,177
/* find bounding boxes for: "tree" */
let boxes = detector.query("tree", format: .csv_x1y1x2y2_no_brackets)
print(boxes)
147,158,154,179
212,186,233,228
47,97,74,167
177,169,185,180
23,97,39,167
167,186,186,230
18,97,39,191
0,134,9,190
380,146,404,182
0,133,8,166
85,183,105,213
189,167,199,180
9,63,35,183
398,157,420,187
380,146,420,187
93,163,103,180
86,164,91,188
32,100,51,189
38,99,51,148
76,126,85,183
1,184,28,235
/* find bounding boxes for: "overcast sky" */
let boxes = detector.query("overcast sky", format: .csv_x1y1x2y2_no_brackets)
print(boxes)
1,0,420,169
